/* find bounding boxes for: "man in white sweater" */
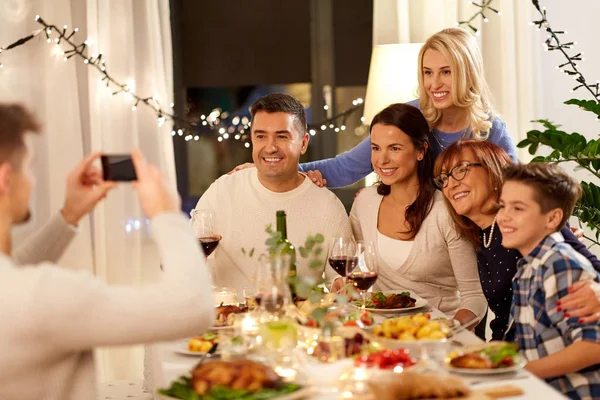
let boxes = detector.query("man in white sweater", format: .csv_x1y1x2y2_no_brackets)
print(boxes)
192,94,352,296
0,104,214,399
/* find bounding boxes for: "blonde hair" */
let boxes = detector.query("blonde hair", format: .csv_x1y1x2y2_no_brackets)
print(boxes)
417,27,493,140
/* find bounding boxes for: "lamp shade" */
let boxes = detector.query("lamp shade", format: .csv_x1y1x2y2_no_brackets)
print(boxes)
362,43,424,125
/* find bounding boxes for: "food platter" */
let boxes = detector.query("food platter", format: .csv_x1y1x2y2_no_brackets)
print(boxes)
445,342,527,375
445,357,527,375
351,290,428,315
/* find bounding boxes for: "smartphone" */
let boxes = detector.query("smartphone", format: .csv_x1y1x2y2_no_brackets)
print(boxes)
101,154,137,181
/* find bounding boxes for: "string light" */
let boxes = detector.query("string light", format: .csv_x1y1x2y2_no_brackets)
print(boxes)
458,0,501,34
530,2,600,101
0,15,366,149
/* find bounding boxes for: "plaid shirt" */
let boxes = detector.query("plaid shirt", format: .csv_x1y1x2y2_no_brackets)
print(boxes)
507,232,600,400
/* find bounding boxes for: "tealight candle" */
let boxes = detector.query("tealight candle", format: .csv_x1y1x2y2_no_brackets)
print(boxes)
240,313,259,334
213,287,238,306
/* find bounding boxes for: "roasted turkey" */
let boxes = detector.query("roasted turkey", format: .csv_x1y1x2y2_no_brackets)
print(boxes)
191,360,281,395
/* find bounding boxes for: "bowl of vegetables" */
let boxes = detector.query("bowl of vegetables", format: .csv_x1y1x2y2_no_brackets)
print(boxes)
369,313,451,357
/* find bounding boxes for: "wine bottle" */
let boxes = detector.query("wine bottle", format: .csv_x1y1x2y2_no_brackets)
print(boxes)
274,210,298,301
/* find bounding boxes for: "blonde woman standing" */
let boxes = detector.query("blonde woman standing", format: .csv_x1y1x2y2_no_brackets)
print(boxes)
298,27,517,188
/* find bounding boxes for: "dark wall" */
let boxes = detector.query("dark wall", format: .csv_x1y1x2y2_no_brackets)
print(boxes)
333,0,373,86
181,1,311,87
179,0,372,88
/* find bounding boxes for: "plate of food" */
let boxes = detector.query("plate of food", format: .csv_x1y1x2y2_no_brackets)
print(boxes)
446,342,527,375
307,331,380,362
354,348,417,373
172,333,219,356
213,303,248,329
367,371,471,400
158,359,307,400
352,290,428,314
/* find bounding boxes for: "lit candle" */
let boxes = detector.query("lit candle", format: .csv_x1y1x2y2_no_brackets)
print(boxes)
241,314,259,334
213,287,238,306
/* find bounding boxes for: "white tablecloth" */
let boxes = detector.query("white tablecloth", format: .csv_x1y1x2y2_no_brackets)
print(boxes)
148,307,567,400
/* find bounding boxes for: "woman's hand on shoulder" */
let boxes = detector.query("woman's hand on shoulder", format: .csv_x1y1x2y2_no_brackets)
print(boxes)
305,170,327,188
570,226,585,243
559,280,600,323
227,163,254,175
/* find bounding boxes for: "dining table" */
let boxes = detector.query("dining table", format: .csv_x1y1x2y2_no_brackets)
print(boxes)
148,304,568,400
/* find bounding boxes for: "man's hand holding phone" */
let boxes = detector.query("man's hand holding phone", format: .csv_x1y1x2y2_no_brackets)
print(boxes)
61,152,118,226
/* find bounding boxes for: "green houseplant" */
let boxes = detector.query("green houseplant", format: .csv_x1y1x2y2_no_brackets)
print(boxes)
518,1,600,247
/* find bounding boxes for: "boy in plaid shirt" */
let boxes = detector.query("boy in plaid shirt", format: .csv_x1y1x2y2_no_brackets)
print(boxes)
499,163,600,399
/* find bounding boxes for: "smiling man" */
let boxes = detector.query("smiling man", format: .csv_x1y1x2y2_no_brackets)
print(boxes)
191,93,352,296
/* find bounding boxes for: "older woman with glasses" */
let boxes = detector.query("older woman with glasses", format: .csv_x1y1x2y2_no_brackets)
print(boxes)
434,139,600,340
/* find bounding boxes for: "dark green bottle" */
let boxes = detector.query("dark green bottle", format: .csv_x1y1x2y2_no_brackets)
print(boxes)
275,210,298,301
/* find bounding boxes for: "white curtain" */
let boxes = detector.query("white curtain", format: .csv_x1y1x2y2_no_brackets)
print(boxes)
0,0,174,382
372,0,541,160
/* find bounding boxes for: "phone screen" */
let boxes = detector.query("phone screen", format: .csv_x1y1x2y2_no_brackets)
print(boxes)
101,154,137,181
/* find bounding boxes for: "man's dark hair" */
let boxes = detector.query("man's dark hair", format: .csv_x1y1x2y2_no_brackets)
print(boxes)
249,93,307,136
0,104,41,169
502,163,582,230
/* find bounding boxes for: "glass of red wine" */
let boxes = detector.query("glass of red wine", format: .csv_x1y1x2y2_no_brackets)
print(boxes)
347,240,378,310
193,209,221,257
328,236,358,282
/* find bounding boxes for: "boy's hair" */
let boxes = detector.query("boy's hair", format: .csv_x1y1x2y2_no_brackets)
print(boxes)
502,163,582,230
0,104,41,169
249,93,307,136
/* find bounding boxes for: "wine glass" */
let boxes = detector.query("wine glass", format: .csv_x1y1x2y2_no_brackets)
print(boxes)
347,240,378,310
192,209,221,257
327,236,357,281
252,255,293,316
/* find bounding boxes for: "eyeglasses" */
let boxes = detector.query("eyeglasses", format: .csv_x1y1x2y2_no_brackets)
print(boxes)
434,162,482,189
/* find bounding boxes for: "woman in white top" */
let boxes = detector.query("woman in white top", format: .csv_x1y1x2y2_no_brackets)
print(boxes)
350,103,486,324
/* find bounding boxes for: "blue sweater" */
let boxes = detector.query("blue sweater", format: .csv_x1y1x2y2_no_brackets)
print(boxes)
299,100,518,188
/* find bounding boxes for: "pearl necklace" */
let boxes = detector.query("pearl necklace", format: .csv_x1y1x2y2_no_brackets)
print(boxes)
482,214,498,249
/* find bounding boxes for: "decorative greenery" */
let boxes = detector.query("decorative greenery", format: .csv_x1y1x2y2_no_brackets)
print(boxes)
159,377,301,400
243,225,357,326
517,120,600,245
518,1,600,247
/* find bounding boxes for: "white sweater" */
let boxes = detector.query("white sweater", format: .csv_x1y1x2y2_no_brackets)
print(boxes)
0,212,215,400
350,188,486,317
192,168,353,296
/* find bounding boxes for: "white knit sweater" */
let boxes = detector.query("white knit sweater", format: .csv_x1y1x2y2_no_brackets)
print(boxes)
0,212,214,400
192,168,353,296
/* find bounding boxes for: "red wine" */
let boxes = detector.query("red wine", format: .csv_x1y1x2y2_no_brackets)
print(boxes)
199,236,220,256
347,271,378,291
328,256,358,277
